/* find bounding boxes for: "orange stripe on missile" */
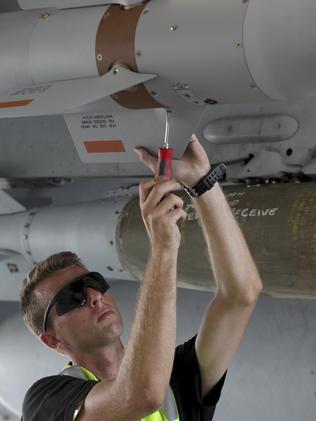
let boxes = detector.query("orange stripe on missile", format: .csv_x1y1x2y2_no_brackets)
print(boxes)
84,140,126,153
0,99,33,108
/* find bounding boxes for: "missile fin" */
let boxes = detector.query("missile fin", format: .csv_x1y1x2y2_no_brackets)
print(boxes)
18,0,142,10
64,106,207,163
0,66,156,118
0,191,25,215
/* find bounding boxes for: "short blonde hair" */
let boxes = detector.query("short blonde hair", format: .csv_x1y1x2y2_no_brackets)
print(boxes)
20,251,85,336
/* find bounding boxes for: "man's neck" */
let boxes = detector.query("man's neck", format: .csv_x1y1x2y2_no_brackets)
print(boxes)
71,339,125,381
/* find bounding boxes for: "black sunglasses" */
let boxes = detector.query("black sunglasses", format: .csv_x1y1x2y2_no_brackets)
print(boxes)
43,272,110,332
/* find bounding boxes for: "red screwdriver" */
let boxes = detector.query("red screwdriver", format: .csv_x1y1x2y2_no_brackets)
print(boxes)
157,109,173,179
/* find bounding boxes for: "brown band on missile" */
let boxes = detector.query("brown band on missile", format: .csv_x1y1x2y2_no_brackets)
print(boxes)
96,4,163,109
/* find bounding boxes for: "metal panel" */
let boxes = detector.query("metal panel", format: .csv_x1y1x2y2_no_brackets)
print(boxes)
135,0,268,105
203,115,299,145
28,6,107,83
0,11,38,92
0,254,32,301
0,0,21,12
0,200,134,280
195,96,316,180
244,0,316,100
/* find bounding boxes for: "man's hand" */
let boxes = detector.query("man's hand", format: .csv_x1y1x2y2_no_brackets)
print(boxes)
139,177,187,251
134,135,211,188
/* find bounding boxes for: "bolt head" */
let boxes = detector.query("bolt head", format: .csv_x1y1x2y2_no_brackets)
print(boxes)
40,12,50,19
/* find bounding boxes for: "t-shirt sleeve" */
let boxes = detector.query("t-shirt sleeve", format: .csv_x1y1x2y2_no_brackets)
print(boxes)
170,335,227,421
22,375,98,421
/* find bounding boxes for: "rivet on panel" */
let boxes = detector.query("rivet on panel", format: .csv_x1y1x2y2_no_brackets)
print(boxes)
113,67,119,75
97,54,103,62
40,12,50,20
170,25,178,31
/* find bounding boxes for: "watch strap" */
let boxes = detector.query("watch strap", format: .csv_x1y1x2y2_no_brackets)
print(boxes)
183,163,227,197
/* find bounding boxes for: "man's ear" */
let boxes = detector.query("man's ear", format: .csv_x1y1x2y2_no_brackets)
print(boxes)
39,331,61,350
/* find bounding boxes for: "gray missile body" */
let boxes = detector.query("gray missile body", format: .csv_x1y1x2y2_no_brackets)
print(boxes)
118,183,316,299
0,183,315,300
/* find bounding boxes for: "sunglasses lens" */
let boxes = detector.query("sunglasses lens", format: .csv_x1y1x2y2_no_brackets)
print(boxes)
55,285,85,316
54,274,109,316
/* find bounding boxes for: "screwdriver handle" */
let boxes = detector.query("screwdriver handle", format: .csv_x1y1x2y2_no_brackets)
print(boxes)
157,147,173,178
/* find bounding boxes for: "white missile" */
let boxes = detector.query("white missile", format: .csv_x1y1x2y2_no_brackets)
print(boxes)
0,0,315,163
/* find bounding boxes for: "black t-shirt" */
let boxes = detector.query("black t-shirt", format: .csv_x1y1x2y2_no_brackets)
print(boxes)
22,336,226,421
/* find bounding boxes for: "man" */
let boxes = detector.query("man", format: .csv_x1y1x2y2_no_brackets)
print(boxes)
21,135,262,421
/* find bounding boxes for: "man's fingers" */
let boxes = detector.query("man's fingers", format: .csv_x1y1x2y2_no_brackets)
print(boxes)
154,193,184,216
134,147,157,173
145,179,182,209
169,207,187,224
139,177,173,204
139,179,157,204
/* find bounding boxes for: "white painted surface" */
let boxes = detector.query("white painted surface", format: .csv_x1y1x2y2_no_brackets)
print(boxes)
244,0,316,99
28,6,106,84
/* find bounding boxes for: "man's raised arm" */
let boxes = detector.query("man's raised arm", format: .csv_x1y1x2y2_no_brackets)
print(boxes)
193,180,262,397
134,136,262,399
78,178,187,421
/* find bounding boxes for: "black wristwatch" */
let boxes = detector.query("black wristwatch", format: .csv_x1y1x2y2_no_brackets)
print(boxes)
183,164,227,198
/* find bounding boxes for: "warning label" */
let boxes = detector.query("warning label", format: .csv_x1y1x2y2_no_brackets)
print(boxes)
80,114,117,130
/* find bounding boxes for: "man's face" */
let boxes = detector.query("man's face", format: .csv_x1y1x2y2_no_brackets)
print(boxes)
37,265,123,355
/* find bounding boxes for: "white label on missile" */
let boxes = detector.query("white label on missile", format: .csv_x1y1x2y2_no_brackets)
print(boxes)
65,111,128,159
